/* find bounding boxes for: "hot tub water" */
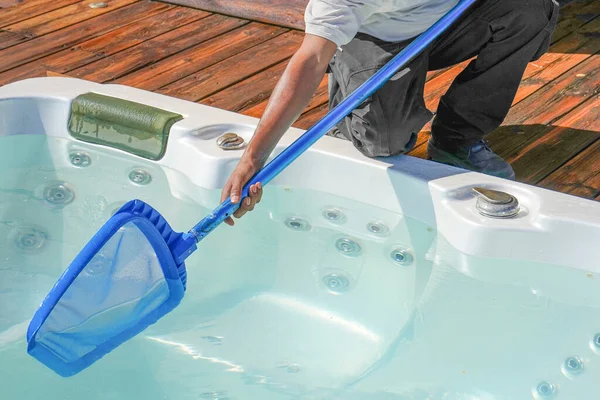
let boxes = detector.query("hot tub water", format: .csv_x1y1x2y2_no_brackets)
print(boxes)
1,134,599,399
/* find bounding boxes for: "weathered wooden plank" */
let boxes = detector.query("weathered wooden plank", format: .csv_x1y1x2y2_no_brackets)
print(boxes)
0,1,165,74
45,70,69,78
201,60,289,112
0,6,191,86
403,129,429,155
423,59,470,110
514,16,600,104
0,0,81,28
68,14,247,83
157,30,301,101
0,0,139,50
505,95,600,183
538,137,600,199
0,0,22,8
504,53,600,126
551,0,600,42
242,74,328,119
0,30,32,49
426,68,452,82
52,7,204,70
116,23,289,91
162,0,308,30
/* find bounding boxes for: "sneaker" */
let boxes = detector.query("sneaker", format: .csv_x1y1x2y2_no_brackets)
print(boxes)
427,138,516,180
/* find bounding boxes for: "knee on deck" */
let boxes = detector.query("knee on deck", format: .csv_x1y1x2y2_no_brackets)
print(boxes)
511,0,557,35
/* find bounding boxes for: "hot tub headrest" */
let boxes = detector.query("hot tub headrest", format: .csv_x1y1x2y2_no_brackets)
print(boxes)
68,92,183,160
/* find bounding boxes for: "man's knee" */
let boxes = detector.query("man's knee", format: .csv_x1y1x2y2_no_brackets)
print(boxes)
490,0,558,60
508,0,558,36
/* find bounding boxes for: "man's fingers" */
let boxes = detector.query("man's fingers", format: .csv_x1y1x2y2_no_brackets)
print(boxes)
233,206,247,219
230,178,242,204
224,181,263,226
255,182,263,204
234,196,255,217
249,183,262,203
244,196,255,212
220,181,232,203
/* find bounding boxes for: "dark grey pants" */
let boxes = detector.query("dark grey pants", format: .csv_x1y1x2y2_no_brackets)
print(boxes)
327,0,560,157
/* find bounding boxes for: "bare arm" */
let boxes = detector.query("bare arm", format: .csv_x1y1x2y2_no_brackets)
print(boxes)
244,34,338,168
221,34,338,225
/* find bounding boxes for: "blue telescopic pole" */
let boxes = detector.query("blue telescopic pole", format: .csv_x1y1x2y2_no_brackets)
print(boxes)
189,0,477,241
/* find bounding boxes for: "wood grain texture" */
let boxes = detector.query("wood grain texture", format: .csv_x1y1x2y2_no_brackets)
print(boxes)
0,0,22,8
0,0,81,28
116,23,289,91
157,30,302,101
0,0,140,50
0,6,192,85
161,0,309,30
0,30,32,50
515,16,600,104
504,52,600,126
0,1,165,74
538,137,600,199
201,60,289,111
68,14,246,83
505,95,600,183
45,70,69,78
423,59,471,110
550,0,600,42
242,75,328,119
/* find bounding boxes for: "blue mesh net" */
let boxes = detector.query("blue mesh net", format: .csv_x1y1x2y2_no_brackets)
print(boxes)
27,201,190,378
34,222,170,363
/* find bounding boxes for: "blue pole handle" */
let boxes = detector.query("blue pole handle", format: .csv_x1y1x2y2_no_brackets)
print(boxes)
189,0,477,242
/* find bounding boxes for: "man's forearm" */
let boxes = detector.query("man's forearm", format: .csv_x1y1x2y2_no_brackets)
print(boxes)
243,36,337,168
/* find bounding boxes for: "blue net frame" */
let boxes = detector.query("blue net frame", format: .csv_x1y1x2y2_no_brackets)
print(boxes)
26,200,189,377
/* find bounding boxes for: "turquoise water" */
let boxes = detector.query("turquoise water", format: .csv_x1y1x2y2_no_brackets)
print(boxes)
1,134,599,399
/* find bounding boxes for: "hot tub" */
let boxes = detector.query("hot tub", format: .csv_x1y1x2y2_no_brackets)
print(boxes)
1,77,599,400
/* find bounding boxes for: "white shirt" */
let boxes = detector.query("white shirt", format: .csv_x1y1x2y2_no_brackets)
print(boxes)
304,0,461,47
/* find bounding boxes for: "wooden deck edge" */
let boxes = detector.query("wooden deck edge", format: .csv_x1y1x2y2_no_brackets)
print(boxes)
160,0,307,30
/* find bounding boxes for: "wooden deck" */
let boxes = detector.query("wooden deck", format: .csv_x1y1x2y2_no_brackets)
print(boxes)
0,0,598,201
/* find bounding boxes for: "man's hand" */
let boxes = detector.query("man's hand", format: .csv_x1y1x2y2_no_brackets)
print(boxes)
219,34,337,226
220,155,263,226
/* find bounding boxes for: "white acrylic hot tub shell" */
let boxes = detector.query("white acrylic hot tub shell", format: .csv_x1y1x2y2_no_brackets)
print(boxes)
2,77,600,398
1,77,598,272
